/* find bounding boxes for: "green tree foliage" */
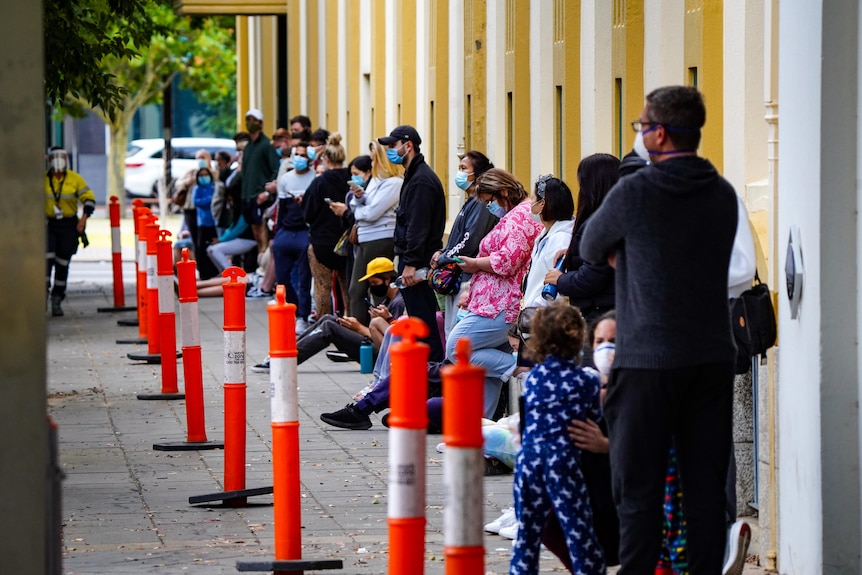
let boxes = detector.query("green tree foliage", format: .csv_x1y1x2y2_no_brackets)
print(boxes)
49,1,236,211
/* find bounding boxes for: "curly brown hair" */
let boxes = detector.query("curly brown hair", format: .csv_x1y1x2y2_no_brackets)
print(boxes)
524,302,586,362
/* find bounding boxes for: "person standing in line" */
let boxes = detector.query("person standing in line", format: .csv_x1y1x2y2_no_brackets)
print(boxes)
344,141,403,326
581,85,738,574
241,108,280,255
44,147,96,317
377,125,446,362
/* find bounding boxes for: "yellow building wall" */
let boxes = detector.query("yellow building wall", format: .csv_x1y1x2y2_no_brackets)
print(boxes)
700,0,724,171
430,0,450,182
558,0,580,184
345,1,361,159
326,0,339,133
511,0,531,183
371,1,386,138
400,1,417,124
236,16,250,131
306,5,320,126
286,0,301,117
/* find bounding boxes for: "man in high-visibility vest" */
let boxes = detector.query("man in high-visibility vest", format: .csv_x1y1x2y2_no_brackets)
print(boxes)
44,146,95,316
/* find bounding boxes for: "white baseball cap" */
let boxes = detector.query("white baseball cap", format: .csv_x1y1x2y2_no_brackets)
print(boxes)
245,108,264,121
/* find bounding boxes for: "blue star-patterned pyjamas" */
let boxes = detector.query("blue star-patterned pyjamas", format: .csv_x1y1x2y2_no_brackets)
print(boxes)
509,356,606,575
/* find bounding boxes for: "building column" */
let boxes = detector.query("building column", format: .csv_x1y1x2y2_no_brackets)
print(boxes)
0,0,48,568
485,0,506,168
778,2,861,573
447,0,465,223
579,0,612,156
642,0,684,93
529,0,554,180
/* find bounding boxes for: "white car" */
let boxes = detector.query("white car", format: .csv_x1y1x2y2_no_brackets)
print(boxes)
124,137,236,198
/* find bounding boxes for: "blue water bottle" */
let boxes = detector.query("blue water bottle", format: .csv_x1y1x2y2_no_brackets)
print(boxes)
541,258,565,301
359,339,374,374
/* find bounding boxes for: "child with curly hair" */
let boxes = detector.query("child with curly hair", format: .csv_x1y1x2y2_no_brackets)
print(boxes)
510,302,605,575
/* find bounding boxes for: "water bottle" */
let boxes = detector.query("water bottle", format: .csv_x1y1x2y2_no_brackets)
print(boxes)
359,340,374,374
393,267,429,289
541,258,565,301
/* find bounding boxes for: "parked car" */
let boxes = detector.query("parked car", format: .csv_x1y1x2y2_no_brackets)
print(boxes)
124,137,236,198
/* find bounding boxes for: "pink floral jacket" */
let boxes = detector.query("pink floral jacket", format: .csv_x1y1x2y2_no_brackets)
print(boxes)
467,200,543,323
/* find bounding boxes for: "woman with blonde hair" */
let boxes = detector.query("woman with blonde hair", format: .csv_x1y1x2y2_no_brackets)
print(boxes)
303,132,351,318
338,140,405,325
448,168,543,417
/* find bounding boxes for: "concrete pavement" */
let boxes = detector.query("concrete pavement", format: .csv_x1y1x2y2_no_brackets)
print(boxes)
48,254,767,574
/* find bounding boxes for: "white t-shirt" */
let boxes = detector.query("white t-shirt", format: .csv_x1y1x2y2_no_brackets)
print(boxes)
277,168,316,199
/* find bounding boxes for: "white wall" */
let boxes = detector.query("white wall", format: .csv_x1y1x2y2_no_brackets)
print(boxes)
580,0,613,156
778,2,862,573
529,0,554,181
643,0,684,93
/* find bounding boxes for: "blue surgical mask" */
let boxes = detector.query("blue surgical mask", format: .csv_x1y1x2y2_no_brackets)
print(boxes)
487,200,507,218
351,175,367,188
307,147,318,161
387,146,405,165
455,308,470,323
293,156,309,171
197,159,208,168
275,147,282,157
454,171,472,191
197,175,212,186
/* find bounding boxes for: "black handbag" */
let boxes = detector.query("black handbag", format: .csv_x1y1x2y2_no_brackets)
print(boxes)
729,271,777,374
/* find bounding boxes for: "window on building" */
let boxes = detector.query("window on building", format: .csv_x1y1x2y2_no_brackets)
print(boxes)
555,85,563,178
689,67,698,88
507,92,513,171
615,78,623,158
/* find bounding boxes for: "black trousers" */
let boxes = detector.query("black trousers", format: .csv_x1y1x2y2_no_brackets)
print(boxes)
396,261,444,362
605,363,734,575
46,217,79,300
296,315,365,364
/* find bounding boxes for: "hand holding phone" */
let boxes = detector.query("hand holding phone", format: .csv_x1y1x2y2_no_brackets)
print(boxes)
324,197,332,205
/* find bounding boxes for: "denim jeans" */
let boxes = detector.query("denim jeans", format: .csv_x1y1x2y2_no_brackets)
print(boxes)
271,228,312,320
446,310,514,418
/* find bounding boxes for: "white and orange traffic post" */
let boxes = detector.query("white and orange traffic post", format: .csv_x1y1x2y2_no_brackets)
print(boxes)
98,196,136,313
388,317,430,575
441,338,486,575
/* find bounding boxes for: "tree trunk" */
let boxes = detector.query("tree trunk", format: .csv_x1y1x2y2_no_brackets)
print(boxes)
107,121,130,215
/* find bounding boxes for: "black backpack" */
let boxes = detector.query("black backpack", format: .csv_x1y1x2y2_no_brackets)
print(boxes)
729,272,777,374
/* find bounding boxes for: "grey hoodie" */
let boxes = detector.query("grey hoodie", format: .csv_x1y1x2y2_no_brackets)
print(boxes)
580,156,738,369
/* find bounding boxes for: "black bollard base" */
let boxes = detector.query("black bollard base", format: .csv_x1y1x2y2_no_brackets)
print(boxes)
98,305,138,313
236,559,343,572
128,350,182,363
189,486,273,506
137,392,185,401
153,440,224,451
117,318,139,327
116,337,147,345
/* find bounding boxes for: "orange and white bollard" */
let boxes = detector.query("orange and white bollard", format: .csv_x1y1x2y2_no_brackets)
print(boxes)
441,338,486,575
154,249,223,449
128,218,161,362
137,230,184,400
235,286,343,573
189,267,272,506
98,196,135,313
388,317,431,575
116,201,148,334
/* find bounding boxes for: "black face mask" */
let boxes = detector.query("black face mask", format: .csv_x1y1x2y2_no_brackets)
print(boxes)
369,283,389,297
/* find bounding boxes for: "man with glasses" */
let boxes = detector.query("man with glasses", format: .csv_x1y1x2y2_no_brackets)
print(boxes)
581,86,739,574
377,125,446,362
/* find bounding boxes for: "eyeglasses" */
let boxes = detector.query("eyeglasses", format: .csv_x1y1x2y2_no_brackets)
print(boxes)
631,120,660,133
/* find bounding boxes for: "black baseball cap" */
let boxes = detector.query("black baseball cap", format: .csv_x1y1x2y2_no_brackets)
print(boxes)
378,125,422,146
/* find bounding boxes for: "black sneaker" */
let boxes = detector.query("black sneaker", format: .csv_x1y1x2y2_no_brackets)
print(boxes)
326,350,351,362
320,404,372,430
250,357,270,373
483,457,512,476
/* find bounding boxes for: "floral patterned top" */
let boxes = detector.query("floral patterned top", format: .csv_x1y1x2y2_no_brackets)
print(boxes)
467,200,543,323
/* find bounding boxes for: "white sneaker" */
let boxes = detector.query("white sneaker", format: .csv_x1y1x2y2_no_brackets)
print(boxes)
295,318,309,334
722,520,751,575
497,522,518,540
484,507,517,534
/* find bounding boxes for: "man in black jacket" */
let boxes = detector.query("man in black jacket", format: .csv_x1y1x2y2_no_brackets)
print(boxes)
581,86,738,574
377,125,445,361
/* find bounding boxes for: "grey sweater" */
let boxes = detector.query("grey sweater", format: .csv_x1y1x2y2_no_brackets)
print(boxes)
580,156,738,369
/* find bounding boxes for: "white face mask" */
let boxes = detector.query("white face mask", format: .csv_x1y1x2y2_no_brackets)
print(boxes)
633,131,650,162
593,342,615,376
51,156,67,172
529,210,543,224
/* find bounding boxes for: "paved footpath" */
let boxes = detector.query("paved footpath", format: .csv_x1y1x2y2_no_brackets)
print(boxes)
48,264,766,574
47,275,536,575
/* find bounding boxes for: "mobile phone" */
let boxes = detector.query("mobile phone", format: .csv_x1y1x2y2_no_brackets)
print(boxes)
324,197,332,204
452,256,465,264
364,297,374,309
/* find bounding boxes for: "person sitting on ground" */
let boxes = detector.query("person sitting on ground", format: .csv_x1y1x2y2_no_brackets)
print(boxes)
251,257,404,373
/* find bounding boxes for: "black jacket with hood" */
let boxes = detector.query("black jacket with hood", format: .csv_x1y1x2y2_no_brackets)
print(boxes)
393,153,446,268
580,156,738,369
